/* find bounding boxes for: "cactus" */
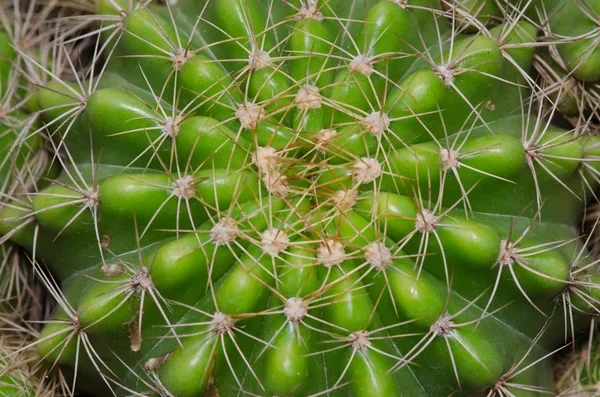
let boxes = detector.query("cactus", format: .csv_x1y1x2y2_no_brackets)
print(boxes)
526,0,600,130
0,0,59,324
0,1,94,396
2,0,600,396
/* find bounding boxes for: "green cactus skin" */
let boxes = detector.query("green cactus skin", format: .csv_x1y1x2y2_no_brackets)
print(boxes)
441,0,502,31
512,0,600,83
2,0,600,396
521,0,600,125
547,1,600,83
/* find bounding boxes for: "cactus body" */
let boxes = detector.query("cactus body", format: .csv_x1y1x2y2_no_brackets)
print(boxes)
2,0,600,396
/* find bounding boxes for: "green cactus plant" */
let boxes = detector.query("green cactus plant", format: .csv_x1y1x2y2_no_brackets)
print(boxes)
0,0,59,319
2,0,600,396
0,2,96,396
451,0,600,128
542,0,600,84
522,0,600,129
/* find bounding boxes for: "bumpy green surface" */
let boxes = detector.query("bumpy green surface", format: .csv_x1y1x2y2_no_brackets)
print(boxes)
463,0,600,84
2,0,600,396
524,0,600,123
545,0,600,83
